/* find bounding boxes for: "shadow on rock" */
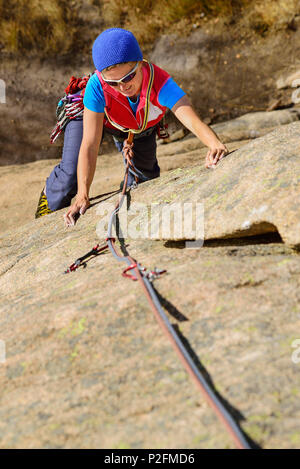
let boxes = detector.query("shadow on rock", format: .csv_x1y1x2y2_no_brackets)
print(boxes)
151,284,188,322
89,189,121,208
164,232,283,250
149,283,259,447
173,323,261,449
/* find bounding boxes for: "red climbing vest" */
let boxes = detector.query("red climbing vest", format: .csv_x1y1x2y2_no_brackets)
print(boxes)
96,61,170,132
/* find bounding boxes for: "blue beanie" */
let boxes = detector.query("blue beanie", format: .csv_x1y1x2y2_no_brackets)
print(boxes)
92,28,143,72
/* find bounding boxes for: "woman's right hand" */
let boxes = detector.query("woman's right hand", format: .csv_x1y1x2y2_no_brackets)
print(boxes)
64,194,90,227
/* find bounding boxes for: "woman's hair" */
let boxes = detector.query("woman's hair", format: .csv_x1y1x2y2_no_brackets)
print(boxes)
102,61,137,73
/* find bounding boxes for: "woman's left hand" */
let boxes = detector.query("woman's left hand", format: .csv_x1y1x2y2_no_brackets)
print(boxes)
205,144,228,168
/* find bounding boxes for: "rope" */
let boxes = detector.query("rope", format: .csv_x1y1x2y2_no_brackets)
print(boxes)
64,150,251,447
109,61,154,184
104,163,251,450
122,132,139,184
63,73,251,449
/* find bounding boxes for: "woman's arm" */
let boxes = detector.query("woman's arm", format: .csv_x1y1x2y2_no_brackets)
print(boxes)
171,96,228,168
64,108,104,226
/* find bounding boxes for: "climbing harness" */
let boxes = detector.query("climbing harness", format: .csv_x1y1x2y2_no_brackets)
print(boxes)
50,63,169,145
103,59,154,135
103,60,155,185
64,135,251,450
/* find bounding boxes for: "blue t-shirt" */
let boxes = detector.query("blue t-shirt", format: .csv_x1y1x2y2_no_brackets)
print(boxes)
83,73,185,115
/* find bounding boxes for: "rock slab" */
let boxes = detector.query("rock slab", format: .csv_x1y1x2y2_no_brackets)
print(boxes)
131,122,300,246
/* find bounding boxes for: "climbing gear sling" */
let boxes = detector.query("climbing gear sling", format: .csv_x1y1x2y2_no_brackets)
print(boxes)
50,75,90,144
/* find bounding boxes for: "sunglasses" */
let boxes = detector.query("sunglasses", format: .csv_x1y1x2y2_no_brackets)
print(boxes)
101,62,139,87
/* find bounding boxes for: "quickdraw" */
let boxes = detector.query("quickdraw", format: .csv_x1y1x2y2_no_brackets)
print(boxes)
122,264,166,282
64,243,108,273
50,75,90,144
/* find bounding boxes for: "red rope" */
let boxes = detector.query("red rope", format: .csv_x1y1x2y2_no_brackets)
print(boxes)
64,129,250,449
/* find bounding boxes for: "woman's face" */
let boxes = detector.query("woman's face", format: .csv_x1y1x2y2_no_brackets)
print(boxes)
102,62,143,99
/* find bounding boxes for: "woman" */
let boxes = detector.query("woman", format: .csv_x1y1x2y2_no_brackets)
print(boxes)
36,28,228,226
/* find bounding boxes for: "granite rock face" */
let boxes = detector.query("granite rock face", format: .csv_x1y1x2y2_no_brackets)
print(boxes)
158,109,299,157
211,109,299,141
276,69,300,89
1,196,300,449
0,121,300,449
150,31,209,74
130,122,300,246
